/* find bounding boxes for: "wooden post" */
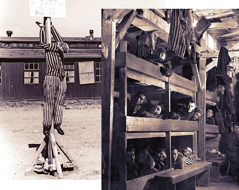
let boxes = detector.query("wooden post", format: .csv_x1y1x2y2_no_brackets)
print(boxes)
44,17,63,177
197,58,207,160
102,10,116,190
118,40,128,185
165,131,172,168
165,80,171,113
44,17,54,170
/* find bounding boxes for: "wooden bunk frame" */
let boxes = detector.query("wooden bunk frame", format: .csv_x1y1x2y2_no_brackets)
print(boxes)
102,9,220,190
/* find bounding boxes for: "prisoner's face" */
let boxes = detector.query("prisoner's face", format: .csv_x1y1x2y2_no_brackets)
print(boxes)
234,126,239,134
159,52,166,61
206,109,213,118
151,105,162,115
183,148,192,157
188,102,196,113
193,112,202,120
135,94,145,105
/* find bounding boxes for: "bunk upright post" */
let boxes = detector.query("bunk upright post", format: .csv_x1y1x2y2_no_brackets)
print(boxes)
197,58,207,161
102,9,117,190
165,80,172,168
118,40,128,187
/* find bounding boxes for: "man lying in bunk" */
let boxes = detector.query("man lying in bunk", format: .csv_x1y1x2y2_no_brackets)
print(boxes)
178,100,203,121
153,149,167,171
144,104,166,119
126,146,139,180
127,92,147,117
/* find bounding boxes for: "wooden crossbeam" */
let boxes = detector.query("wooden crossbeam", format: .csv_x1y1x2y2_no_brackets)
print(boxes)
132,9,169,42
201,10,235,20
220,30,239,38
102,9,117,190
205,58,218,72
25,140,46,176
209,21,239,30
201,51,239,57
115,10,137,49
112,9,134,22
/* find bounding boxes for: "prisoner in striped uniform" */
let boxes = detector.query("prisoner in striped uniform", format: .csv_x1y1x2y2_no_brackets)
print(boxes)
37,20,69,136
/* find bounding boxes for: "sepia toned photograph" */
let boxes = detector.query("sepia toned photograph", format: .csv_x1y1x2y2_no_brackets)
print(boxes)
101,9,239,190
0,0,102,185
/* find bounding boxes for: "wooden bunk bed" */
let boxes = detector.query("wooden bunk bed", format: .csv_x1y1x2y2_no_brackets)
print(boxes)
102,9,221,190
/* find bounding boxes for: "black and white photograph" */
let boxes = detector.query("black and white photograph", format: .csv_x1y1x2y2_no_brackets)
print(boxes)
0,0,102,189
101,8,239,190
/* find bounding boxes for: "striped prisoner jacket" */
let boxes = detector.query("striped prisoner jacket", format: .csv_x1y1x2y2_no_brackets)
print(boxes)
40,26,65,80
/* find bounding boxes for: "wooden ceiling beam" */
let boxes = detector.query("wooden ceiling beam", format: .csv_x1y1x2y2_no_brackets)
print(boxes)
115,10,137,49
132,9,170,42
203,11,235,20
201,50,239,58
220,30,239,38
208,21,239,30
112,9,134,22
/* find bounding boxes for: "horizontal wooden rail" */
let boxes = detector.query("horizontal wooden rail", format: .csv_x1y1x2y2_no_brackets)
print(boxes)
116,52,198,94
205,124,219,134
126,131,196,139
124,116,198,132
126,168,174,190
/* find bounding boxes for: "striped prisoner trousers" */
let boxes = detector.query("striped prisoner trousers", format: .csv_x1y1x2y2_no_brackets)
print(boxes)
43,75,67,127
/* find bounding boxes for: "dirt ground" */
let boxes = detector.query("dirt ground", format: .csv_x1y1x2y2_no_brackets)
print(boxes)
0,99,101,181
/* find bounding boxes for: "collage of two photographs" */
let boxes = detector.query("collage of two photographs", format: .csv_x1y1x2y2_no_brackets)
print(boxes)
1,1,239,190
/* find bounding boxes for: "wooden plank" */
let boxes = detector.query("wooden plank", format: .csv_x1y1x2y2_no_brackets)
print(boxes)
191,64,201,89
132,9,169,42
127,69,165,89
220,30,239,38
50,133,63,178
193,131,198,155
171,132,195,136
165,82,171,113
170,84,194,97
115,10,137,49
102,10,116,190
201,51,239,58
209,21,239,30
126,168,174,190
205,58,218,72
165,131,172,168
125,116,198,132
116,52,198,92
198,58,207,161
113,9,134,22
25,140,46,175
155,162,211,184
205,124,219,133
127,132,166,139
